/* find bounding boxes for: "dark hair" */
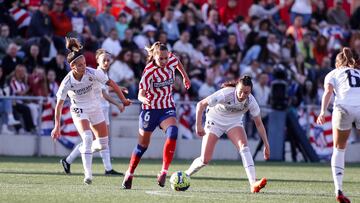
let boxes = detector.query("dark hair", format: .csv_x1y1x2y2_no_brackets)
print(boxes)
221,75,253,89
144,41,168,63
65,37,83,64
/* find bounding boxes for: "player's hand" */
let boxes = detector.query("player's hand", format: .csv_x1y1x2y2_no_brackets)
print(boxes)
117,103,125,113
123,99,132,106
142,98,151,106
121,87,129,94
196,124,205,137
263,144,270,160
316,112,325,125
183,77,191,90
51,125,61,140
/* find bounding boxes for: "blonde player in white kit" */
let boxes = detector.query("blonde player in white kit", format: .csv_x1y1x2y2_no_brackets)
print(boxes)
51,37,131,184
317,47,360,203
60,48,126,176
185,76,270,193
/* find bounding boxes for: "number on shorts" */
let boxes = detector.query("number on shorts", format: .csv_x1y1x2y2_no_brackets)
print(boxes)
144,111,151,121
72,108,83,114
346,69,360,87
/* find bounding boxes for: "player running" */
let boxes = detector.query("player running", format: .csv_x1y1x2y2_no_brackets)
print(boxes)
51,37,131,184
121,41,191,189
185,76,270,193
317,47,360,203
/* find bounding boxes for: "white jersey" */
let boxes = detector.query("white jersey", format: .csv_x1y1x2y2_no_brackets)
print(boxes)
206,87,260,125
324,67,360,107
94,68,110,109
56,67,109,110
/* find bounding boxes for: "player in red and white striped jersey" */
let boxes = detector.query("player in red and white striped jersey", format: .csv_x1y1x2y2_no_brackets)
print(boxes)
122,42,191,189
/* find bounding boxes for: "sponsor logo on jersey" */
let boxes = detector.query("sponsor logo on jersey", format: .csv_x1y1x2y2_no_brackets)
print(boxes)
153,78,174,88
74,85,93,95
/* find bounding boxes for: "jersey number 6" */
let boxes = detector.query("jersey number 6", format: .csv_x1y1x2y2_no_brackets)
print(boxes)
346,69,360,88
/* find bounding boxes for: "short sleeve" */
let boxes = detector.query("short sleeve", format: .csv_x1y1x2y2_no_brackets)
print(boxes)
324,71,335,88
206,89,225,107
248,95,261,117
56,77,70,101
95,69,109,85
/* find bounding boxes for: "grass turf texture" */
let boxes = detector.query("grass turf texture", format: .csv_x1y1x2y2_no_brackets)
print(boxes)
0,156,359,203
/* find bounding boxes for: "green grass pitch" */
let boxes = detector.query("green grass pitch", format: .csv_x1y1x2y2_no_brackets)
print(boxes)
0,156,359,203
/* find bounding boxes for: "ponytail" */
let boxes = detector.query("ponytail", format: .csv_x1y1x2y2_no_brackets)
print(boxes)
335,47,356,68
65,37,84,64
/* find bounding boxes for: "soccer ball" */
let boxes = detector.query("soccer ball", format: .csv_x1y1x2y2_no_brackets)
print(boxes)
169,171,190,191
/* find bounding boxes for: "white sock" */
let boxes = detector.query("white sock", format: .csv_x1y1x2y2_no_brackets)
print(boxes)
66,143,81,164
185,157,206,176
240,147,256,185
92,136,109,152
331,147,345,193
99,148,112,171
80,130,93,179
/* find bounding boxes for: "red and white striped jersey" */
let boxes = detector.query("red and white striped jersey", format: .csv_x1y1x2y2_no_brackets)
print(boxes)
139,54,179,110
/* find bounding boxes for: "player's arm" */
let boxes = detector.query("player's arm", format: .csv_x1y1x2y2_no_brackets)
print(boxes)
106,79,132,106
138,89,150,106
195,98,209,137
253,115,270,160
101,89,124,112
175,60,191,90
317,83,334,125
51,99,64,140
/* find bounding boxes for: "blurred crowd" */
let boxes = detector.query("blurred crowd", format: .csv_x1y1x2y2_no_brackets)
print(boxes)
0,0,360,135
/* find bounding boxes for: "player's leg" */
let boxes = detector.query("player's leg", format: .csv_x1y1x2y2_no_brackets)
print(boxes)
61,139,82,174
72,119,94,184
227,126,266,193
158,116,178,187
122,109,157,189
185,132,218,176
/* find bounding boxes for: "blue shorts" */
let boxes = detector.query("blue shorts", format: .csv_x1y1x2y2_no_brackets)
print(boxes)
139,108,176,132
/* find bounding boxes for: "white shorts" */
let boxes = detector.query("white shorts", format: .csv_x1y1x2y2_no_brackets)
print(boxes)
332,105,360,130
204,114,243,138
102,107,109,125
70,106,105,125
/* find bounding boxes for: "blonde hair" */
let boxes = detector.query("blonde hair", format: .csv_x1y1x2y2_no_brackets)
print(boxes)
144,41,168,63
95,48,111,61
335,47,356,69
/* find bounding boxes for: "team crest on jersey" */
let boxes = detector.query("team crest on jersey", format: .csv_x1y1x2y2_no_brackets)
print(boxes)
143,121,149,128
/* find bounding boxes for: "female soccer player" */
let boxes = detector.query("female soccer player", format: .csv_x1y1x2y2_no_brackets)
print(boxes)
60,48,126,176
122,42,191,189
317,47,360,203
51,37,131,184
185,76,270,193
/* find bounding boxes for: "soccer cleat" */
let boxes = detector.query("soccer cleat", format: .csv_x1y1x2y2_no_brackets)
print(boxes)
60,159,71,174
251,178,267,193
84,178,92,185
105,169,124,176
157,172,167,187
121,173,133,189
336,190,351,203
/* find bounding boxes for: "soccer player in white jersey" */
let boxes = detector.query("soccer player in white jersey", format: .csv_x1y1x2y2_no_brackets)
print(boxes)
317,47,360,203
122,42,191,189
60,48,126,176
51,37,131,184
185,76,270,193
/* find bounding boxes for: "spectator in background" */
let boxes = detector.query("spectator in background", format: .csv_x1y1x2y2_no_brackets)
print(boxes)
46,69,58,98
0,66,20,134
227,16,248,51
109,49,137,99
224,33,242,63
128,7,143,35
313,35,329,65
248,0,281,19
242,60,261,80
48,0,72,38
205,9,227,47
198,72,216,99
116,13,128,41
8,0,31,37
130,50,145,80
297,33,314,64
266,33,281,63
9,64,36,133
83,7,104,48
45,50,68,83
121,28,139,50
312,0,328,23
0,24,13,60
101,28,122,58
173,31,195,58
97,3,116,37
157,31,172,51
178,10,198,44
65,0,85,35
1,42,22,77
162,7,180,45
289,0,313,26
286,16,307,43
28,1,52,39
134,24,157,51
327,0,349,28
219,0,239,25
148,11,162,31
24,44,44,73
201,0,217,22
